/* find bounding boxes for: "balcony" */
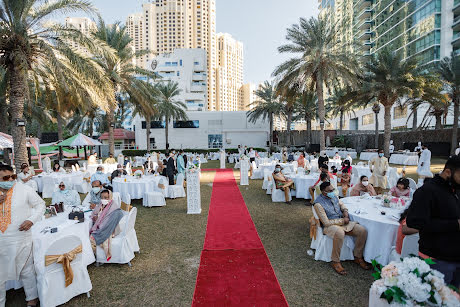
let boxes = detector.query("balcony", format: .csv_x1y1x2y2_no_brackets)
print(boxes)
355,18,373,30
454,15,460,31
454,0,460,15
192,73,206,81
453,32,460,47
355,7,372,21
191,84,206,92
363,40,373,50
353,0,372,11
356,29,373,40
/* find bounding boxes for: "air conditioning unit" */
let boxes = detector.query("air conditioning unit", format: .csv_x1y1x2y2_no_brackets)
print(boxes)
226,139,232,144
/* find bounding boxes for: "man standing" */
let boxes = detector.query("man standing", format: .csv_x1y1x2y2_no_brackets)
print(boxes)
177,150,186,177
104,153,116,164
0,165,45,307
369,149,389,195
389,140,395,155
166,151,176,185
407,156,460,287
314,182,369,275
88,152,98,165
417,144,433,181
90,166,111,190
111,164,127,182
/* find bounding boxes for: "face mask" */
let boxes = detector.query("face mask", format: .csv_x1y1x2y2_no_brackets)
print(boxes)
100,199,110,206
379,153,384,158
97,171,103,174
275,168,281,172
0,180,15,190
92,187,101,193
59,188,67,193
326,192,335,199
362,181,369,187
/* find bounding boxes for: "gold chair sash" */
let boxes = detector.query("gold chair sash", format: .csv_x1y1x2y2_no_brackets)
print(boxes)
45,244,82,287
158,183,165,189
309,216,320,240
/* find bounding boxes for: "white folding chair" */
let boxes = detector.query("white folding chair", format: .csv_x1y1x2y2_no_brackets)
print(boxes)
271,176,291,202
42,176,58,199
38,235,91,307
71,165,77,173
408,178,417,194
96,207,139,266
311,206,355,262
401,233,419,258
168,173,186,199
75,164,80,171
74,172,91,194
262,169,271,190
143,190,166,207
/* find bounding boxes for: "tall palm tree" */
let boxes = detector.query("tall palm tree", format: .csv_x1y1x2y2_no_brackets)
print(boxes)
247,81,285,151
327,86,355,132
293,90,317,150
132,82,159,151
372,103,381,149
91,20,157,155
273,16,361,151
154,81,187,149
353,50,422,156
0,0,115,169
275,83,299,145
0,67,9,133
439,54,460,154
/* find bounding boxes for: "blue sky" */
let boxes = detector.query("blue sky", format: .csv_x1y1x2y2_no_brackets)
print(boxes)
72,0,318,85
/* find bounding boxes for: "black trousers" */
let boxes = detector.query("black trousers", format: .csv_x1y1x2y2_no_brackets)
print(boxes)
167,173,175,185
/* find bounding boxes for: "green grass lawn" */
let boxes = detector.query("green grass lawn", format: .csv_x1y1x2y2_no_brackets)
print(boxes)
6,158,448,307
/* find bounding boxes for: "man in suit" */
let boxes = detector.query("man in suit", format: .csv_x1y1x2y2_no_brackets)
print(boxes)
166,151,176,185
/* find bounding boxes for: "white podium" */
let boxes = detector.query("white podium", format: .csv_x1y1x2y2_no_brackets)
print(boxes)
186,169,201,214
240,159,249,186
220,151,226,169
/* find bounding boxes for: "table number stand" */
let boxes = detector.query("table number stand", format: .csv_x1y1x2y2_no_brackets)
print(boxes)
240,159,249,186
186,169,201,214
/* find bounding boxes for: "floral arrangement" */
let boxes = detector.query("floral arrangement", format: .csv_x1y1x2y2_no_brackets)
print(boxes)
383,195,408,210
135,172,142,179
187,160,200,172
371,257,460,306
240,154,248,160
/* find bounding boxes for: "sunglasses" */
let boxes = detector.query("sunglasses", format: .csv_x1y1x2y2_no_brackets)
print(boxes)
2,174,17,181
59,185,65,187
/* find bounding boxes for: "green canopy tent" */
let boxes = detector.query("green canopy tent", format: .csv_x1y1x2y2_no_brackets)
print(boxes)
56,133,103,160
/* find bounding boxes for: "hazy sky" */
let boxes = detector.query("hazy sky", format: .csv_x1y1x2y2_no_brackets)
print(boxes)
70,0,318,85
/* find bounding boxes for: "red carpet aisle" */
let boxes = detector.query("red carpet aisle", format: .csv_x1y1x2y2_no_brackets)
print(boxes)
192,169,288,306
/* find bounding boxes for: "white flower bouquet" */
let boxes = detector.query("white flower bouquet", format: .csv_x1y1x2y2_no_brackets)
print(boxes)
187,161,200,173
240,154,248,160
371,257,460,306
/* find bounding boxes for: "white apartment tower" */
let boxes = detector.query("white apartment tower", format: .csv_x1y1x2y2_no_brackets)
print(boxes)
126,0,217,110
216,33,244,111
65,17,96,52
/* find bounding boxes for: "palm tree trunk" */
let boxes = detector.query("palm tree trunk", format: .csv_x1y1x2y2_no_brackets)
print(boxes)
89,117,94,137
412,107,418,131
165,117,169,150
8,65,28,170
451,95,459,155
383,104,392,157
286,110,292,145
56,112,64,140
316,74,326,151
107,108,115,155
339,110,344,132
146,115,151,151
306,117,312,151
269,113,273,153
374,110,379,149
0,103,9,133
435,115,442,130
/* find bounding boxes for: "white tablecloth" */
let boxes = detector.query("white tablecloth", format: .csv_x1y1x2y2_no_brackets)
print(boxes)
112,175,168,200
352,165,372,179
286,173,319,199
258,163,294,175
326,150,357,159
341,196,402,265
328,159,342,170
360,152,379,161
33,172,85,193
134,157,147,167
389,154,419,166
87,163,118,175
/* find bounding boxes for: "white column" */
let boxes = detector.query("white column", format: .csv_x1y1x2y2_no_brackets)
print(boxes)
186,169,201,214
220,150,226,169
240,159,249,186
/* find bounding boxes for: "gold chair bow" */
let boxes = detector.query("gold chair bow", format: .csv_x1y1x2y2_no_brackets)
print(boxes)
45,244,82,287
309,216,320,240
158,183,165,189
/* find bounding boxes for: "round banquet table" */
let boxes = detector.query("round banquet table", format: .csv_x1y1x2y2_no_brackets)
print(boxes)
359,152,379,161
326,150,358,159
389,154,419,166
112,175,168,200
33,172,85,193
258,163,294,175
87,163,118,175
341,196,403,265
285,173,319,199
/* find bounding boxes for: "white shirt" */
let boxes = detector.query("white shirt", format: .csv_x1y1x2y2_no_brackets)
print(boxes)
17,171,33,183
51,189,81,207
249,150,256,158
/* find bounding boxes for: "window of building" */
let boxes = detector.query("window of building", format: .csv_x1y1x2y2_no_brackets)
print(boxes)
394,106,408,119
173,120,200,128
362,113,374,125
208,134,223,149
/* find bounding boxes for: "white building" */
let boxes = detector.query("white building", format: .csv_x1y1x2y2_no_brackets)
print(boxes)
133,111,269,150
148,49,208,111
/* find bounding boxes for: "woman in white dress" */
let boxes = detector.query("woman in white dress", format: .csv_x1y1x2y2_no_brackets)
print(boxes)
17,164,38,192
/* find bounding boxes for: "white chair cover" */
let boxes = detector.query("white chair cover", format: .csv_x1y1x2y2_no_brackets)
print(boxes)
311,206,355,262
262,169,271,190
250,161,263,180
42,176,58,199
266,176,273,195
168,173,186,199
74,172,91,194
143,191,166,207
271,176,291,202
112,192,122,209
122,193,131,206
71,165,76,173
76,164,80,171
155,177,169,198
126,162,132,176
401,233,419,258
408,178,417,194
38,235,92,307
96,207,139,265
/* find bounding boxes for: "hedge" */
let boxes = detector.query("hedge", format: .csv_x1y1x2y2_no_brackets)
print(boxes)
121,148,267,157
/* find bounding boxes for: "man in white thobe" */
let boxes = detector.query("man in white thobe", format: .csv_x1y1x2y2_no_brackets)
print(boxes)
389,140,395,154
88,152,97,165
417,145,433,180
0,165,45,307
369,149,389,195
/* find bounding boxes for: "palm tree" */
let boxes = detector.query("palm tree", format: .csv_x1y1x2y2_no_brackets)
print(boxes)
0,0,115,169
353,50,422,156
293,90,317,150
439,54,460,154
91,20,157,155
275,83,299,145
372,103,381,149
247,81,285,151
132,83,159,151
154,81,187,149
327,86,355,132
273,16,361,151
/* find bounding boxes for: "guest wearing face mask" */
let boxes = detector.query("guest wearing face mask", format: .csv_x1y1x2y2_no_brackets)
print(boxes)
314,181,369,275
166,151,176,185
407,156,460,288
51,181,81,207
110,164,127,183
90,166,112,191
83,180,103,209
0,165,45,307
272,164,294,204
350,176,377,197
369,149,389,195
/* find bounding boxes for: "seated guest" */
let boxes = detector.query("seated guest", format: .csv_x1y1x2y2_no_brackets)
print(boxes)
318,151,329,166
297,153,306,168
88,152,98,165
123,156,130,166
89,189,124,261
17,163,38,191
341,160,352,174
90,166,111,190
331,166,338,176
111,164,127,183
333,152,341,160
395,208,419,255
310,172,330,203
390,178,411,198
344,153,353,164
104,153,116,164
350,176,377,197
287,152,295,162
319,163,334,179
53,162,65,173
273,164,294,204
339,168,351,197
83,180,103,209
51,182,81,207
314,182,370,275
160,159,168,177
144,157,156,173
